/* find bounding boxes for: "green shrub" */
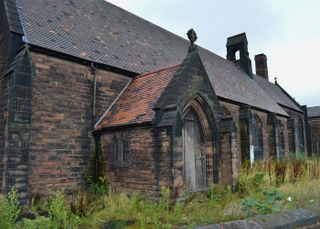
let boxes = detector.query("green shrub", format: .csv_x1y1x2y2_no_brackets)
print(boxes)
85,175,108,196
48,191,68,228
251,172,265,189
238,172,266,194
0,187,20,229
160,187,171,212
242,189,283,217
208,183,225,202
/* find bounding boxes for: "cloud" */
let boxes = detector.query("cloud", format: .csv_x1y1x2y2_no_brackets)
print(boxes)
107,0,133,9
266,38,320,106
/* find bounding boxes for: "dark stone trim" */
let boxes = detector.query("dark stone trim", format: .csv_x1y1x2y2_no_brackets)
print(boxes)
220,116,236,133
267,113,277,158
0,0,24,78
2,46,33,203
93,121,153,135
301,105,313,155
3,0,24,35
239,105,251,162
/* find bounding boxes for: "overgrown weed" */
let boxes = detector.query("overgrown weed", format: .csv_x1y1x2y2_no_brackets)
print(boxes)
3,156,320,228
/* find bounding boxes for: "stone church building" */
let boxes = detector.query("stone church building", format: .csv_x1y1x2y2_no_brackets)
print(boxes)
0,0,315,200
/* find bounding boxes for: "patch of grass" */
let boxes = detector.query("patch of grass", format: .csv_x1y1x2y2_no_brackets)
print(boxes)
4,157,320,228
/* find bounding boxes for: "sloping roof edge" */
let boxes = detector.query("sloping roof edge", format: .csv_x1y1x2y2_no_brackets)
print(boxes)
95,64,181,130
308,106,320,118
275,82,304,113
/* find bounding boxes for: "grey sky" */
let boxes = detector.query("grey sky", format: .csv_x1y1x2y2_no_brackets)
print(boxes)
108,0,320,107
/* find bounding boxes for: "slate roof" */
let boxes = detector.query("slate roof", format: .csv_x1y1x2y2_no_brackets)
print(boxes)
253,75,303,112
95,65,180,130
14,0,288,116
308,106,320,118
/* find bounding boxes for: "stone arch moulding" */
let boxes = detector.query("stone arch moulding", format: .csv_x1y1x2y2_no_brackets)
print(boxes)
179,94,218,194
181,95,214,143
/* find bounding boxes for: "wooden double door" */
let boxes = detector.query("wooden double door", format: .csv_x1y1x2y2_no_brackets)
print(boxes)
183,109,206,192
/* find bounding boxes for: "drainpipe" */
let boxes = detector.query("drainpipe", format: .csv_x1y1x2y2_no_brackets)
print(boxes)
90,63,99,180
91,63,97,128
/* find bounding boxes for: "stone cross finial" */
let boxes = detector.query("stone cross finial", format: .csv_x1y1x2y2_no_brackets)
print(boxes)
187,29,197,45
187,29,198,53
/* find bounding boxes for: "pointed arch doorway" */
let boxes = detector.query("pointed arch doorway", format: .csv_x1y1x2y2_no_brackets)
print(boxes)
183,107,207,192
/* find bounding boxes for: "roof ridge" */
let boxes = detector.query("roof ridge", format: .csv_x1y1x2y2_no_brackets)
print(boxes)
134,64,181,80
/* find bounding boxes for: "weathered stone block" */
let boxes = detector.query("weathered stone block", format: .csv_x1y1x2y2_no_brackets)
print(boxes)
283,208,317,227
221,220,262,229
250,213,295,229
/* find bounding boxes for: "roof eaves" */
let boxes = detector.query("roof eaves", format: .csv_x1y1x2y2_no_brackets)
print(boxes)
28,44,139,77
275,82,304,113
217,96,289,117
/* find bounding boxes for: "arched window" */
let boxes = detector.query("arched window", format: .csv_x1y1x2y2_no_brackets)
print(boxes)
117,135,125,162
277,120,285,159
252,115,263,161
112,135,125,162
112,136,118,161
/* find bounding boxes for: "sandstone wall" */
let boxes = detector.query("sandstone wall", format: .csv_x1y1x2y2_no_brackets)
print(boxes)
100,126,172,195
28,51,130,195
